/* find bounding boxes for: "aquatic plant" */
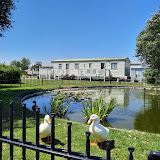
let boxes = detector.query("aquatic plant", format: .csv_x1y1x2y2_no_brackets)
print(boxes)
49,92,72,118
81,92,116,121
43,105,50,115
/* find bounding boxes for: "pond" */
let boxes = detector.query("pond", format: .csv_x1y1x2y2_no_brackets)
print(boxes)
23,88,160,134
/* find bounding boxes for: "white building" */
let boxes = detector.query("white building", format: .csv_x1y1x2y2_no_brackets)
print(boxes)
51,57,130,81
130,61,148,82
25,68,39,76
39,66,54,79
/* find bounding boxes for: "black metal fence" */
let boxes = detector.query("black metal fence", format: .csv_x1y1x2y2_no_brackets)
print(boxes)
0,100,159,160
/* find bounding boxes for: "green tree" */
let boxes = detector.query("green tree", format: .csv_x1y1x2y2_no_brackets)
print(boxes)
10,60,21,68
0,0,16,37
143,68,160,84
31,61,42,71
10,58,31,71
135,8,160,72
21,57,31,71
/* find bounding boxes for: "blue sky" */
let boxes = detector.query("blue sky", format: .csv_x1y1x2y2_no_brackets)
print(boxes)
0,0,160,66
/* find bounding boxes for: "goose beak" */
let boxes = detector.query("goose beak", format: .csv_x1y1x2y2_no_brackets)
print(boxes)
47,119,51,124
87,119,92,124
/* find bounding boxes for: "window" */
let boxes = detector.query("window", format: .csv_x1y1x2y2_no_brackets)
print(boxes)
111,63,117,70
92,69,96,74
66,64,69,69
101,63,105,69
89,63,92,69
59,64,62,69
87,69,90,74
75,63,79,69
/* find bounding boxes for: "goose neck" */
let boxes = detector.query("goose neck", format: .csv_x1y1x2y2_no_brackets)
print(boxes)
92,120,100,126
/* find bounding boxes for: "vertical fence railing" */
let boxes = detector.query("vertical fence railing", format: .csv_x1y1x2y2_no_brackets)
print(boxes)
10,101,14,160
0,101,2,160
22,103,26,160
128,147,134,160
85,132,90,158
51,113,55,160
36,107,40,160
67,122,72,160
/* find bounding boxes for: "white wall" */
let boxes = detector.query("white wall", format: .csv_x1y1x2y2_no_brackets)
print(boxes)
53,60,129,79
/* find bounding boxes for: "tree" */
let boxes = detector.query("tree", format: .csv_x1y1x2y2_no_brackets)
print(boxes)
10,60,21,68
0,0,16,37
10,57,31,71
21,57,31,71
31,61,42,71
135,8,160,72
143,68,160,84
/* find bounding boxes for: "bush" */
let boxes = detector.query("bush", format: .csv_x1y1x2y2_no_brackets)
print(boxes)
143,68,160,84
81,92,116,121
62,74,70,80
49,92,72,118
0,65,21,84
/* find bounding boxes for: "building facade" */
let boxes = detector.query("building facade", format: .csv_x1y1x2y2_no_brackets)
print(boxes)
39,66,54,79
51,57,130,81
130,61,148,82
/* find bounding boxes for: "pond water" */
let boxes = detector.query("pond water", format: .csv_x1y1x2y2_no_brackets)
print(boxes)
23,88,160,134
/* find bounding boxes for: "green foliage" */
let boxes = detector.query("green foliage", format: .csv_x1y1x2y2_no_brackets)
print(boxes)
10,60,21,68
0,64,21,84
21,57,31,71
10,57,31,71
49,92,72,118
0,0,16,37
135,9,160,72
82,92,116,121
31,61,42,71
143,68,160,84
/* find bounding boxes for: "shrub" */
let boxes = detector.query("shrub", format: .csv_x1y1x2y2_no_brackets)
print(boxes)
81,92,116,121
143,68,160,84
49,92,72,118
0,65,21,84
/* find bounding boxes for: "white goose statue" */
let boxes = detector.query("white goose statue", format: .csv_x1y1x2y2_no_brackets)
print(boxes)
39,114,51,143
88,114,109,148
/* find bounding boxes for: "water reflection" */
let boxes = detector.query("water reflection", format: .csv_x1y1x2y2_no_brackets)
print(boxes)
23,88,160,133
134,94,160,133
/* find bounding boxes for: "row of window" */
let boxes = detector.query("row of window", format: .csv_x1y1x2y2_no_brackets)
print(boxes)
58,63,117,70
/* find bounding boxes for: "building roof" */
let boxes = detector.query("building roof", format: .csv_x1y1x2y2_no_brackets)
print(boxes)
51,57,130,63
130,61,142,65
40,66,53,68
130,61,148,69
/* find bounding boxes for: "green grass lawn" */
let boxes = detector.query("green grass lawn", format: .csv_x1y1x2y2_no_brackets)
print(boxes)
1,118,160,160
1,78,160,89
0,81,160,159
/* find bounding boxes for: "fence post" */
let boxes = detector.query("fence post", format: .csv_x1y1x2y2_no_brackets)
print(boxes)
106,140,111,160
0,101,2,160
85,132,90,158
10,100,14,160
128,147,134,160
36,107,40,160
42,78,43,86
22,103,26,160
67,122,72,160
51,113,55,160
105,140,115,160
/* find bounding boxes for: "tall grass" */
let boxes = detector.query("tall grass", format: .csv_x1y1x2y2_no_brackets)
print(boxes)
49,92,72,118
82,92,116,121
